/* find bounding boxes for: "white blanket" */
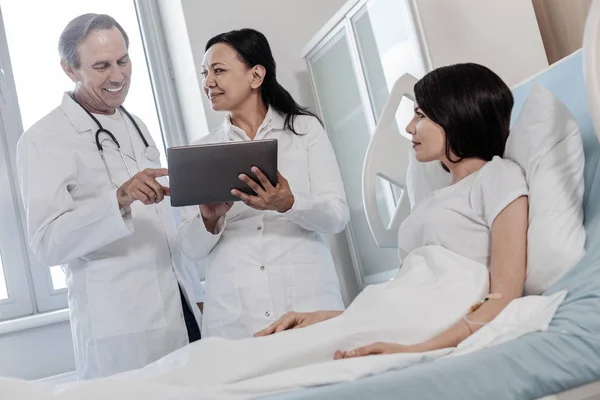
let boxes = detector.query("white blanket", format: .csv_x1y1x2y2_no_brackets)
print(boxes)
0,245,566,399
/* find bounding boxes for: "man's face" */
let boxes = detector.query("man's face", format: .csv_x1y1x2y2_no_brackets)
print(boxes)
65,26,132,112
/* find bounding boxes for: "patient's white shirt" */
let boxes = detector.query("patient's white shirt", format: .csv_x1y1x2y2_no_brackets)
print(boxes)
398,156,528,267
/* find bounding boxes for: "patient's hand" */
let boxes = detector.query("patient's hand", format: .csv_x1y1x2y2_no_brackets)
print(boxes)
333,342,423,360
254,311,342,336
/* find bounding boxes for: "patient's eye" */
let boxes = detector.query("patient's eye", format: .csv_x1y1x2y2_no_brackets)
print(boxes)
416,111,425,119
214,68,224,74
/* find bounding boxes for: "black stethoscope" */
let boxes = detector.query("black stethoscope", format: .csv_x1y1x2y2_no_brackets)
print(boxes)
69,93,160,187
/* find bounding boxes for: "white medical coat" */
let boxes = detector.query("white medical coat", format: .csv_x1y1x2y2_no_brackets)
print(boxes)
178,109,349,339
16,93,201,379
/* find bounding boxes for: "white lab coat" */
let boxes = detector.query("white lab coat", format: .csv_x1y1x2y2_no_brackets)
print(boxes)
16,93,202,379
178,109,349,339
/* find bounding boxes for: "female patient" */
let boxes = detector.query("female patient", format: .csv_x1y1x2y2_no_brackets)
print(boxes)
178,29,348,339
257,62,529,359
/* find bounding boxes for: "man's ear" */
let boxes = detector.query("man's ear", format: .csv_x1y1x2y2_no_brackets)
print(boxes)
250,65,266,90
61,59,78,83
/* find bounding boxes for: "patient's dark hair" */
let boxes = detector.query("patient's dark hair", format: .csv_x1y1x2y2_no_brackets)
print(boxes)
414,63,513,170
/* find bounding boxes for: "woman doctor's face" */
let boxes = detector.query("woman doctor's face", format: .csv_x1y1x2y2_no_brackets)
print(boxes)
405,106,446,163
201,43,257,112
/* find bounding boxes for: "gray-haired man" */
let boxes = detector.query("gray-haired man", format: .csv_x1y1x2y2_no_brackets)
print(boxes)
16,13,201,379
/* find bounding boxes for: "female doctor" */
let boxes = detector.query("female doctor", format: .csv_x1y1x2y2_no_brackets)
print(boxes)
178,28,349,339
16,14,201,379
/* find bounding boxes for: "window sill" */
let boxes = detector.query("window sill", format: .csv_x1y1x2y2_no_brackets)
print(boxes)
0,309,69,336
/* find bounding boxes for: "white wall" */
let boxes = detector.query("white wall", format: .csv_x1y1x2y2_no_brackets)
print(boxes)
415,0,548,86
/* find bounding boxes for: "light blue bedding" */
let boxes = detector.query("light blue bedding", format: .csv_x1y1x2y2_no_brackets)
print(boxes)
264,50,600,399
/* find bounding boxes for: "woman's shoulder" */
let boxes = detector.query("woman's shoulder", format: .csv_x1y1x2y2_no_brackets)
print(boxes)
471,157,528,227
481,156,526,182
471,156,528,208
275,111,323,136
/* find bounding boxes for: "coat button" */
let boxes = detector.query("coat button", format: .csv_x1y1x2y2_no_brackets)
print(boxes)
260,265,265,271
265,311,271,317
257,226,262,231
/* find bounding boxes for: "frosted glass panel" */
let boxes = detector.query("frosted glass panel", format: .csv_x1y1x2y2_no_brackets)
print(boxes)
352,0,425,136
309,30,400,281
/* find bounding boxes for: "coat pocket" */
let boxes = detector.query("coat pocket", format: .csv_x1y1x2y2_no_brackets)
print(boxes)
85,257,168,339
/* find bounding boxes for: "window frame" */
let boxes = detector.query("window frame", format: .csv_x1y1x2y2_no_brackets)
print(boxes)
0,7,36,319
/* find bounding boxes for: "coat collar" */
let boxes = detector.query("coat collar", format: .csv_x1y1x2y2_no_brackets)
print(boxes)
60,92,98,134
223,107,286,141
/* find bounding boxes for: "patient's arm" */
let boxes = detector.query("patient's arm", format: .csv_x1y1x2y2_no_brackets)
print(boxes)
337,196,528,359
254,311,343,336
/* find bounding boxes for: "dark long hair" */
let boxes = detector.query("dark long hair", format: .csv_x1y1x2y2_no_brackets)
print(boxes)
414,63,513,169
205,28,321,134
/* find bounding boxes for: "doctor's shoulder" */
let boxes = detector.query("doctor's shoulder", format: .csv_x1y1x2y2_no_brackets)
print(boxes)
282,113,325,136
18,105,72,149
281,113,328,147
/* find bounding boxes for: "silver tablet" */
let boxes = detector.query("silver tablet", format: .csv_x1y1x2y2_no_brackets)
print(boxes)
167,139,278,207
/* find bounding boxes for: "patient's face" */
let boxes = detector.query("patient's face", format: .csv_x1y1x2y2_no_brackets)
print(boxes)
406,107,446,162
201,43,255,112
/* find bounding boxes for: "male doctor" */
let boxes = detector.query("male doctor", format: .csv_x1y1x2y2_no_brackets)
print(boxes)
16,14,201,379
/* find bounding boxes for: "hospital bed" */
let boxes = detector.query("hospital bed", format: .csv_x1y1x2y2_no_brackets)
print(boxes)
263,3,600,400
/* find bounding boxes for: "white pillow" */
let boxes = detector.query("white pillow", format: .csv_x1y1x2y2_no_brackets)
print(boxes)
505,83,585,295
405,83,586,295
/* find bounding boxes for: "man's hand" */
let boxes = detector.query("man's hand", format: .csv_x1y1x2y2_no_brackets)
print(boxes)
117,168,170,208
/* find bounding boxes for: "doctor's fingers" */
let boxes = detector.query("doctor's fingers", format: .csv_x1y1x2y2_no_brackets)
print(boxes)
135,172,168,203
143,168,169,178
239,173,266,196
144,177,167,203
130,183,156,205
251,167,276,190
232,190,266,210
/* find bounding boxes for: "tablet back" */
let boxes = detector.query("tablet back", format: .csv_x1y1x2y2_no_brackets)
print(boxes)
168,139,278,206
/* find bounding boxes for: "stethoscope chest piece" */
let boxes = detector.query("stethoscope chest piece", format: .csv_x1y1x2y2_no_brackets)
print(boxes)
144,145,161,162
